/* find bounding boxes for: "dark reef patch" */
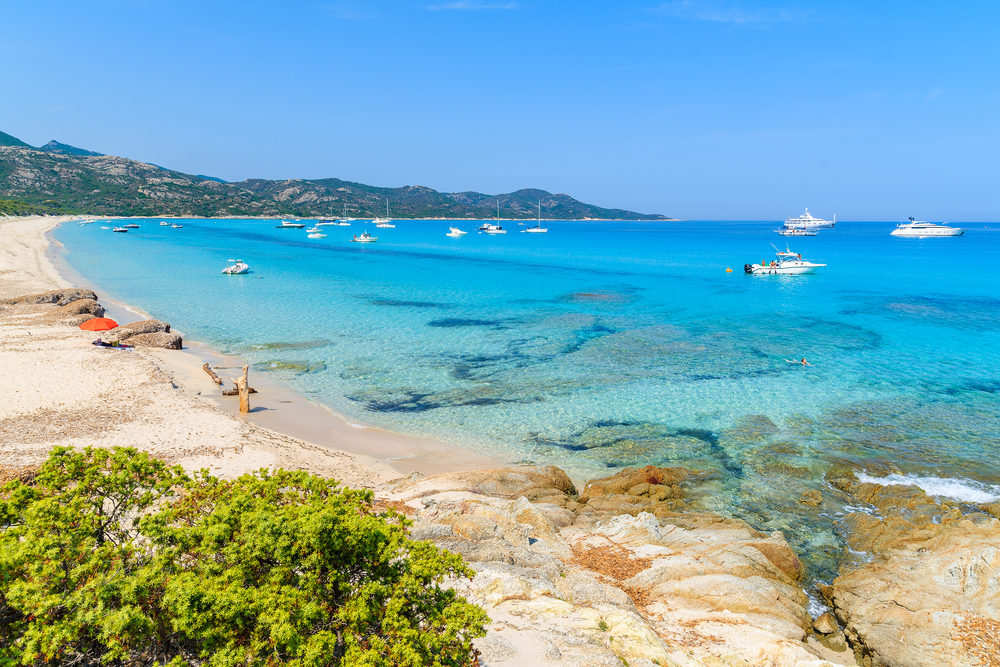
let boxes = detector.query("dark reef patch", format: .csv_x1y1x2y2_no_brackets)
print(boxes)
428,317,516,330
368,298,454,309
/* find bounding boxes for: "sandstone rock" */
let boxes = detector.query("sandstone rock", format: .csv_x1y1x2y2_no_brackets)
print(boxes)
581,465,690,499
103,319,171,343
449,514,503,541
831,515,1000,666
2,288,98,307
50,298,105,319
60,314,97,326
813,612,837,635
383,465,577,501
122,331,183,350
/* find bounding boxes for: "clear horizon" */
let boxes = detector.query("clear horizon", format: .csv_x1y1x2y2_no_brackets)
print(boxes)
3,1,998,221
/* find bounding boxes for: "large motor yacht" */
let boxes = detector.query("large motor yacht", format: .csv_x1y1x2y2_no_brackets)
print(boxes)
783,209,836,229
745,246,826,275
890,218,965,238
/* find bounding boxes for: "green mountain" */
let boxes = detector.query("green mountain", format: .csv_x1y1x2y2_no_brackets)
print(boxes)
0,130,670,220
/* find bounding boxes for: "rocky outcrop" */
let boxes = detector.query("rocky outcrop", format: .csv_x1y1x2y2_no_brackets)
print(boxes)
124,331,183,350
1,288,98,307
382,467,848,667
103,319,169,341
48,298,105,324
825,472,1000,666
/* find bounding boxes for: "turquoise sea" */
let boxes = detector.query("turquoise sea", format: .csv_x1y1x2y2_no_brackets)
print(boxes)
54,218,1000,582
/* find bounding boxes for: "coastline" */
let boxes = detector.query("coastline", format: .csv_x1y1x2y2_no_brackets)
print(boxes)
3,215,500,483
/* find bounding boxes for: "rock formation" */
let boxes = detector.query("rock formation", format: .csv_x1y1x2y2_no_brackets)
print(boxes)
824,470,1000,667
103,319,182,349
382,466,850,667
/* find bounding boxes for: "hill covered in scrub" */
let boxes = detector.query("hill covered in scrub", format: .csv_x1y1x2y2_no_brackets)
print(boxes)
0,130,670,220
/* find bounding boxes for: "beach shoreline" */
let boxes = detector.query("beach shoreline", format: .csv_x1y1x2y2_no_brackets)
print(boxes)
2,215,501,483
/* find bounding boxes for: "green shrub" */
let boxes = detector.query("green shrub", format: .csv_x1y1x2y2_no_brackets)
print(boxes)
0,446,486,666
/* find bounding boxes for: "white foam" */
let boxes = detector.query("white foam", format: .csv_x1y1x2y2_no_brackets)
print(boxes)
856,473,1000,504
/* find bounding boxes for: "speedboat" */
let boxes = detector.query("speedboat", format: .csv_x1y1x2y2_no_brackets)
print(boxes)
306,226,320,232
275,220,306,229
776,227,817,236
478,223,506,234
745,246,826,275
335,220,352,226
351,231,378,243
446,227,468,237
307,233,326,239
171,224,183,228
890,218,965,238
160,221,170,226
222,259,249,275
783,209,836,229
112,227,128,233
124,223,140,229
316,219,337,227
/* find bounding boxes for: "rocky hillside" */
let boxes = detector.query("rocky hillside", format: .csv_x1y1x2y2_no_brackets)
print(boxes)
0,131,669,220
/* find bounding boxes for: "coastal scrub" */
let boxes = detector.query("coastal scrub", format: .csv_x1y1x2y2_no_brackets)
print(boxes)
0,446,487,666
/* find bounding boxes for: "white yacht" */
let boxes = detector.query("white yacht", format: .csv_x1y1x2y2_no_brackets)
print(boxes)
745,246,826,275
307,233,327,239
523,200,549,233
446,227,468,237
890,218,965,238
315,220,336,227
784,209,836,229
222,259,249,275
275,220,306,229
159,221,171,226
171,224,183,229
351,231,378,243
112,227,128,233
776,227,817,237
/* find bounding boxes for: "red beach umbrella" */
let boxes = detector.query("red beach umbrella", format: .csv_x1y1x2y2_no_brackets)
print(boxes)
79,318,119,331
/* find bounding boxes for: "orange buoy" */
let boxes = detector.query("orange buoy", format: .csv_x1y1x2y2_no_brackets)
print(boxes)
726,267,733,273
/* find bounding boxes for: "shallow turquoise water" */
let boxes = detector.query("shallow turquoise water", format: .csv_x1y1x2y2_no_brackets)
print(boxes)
55,218,1000,580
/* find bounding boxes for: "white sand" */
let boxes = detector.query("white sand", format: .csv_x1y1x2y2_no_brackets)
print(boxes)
0,216,497,485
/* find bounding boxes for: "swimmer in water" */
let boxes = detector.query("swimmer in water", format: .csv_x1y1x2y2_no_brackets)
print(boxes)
785,358,811,366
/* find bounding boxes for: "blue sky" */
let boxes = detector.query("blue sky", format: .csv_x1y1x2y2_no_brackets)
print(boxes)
2,1,998,220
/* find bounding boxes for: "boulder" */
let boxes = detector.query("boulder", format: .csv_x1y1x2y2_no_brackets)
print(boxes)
580,465,690,499
51,298,105,319
124,332,183,350
103,319,171,343
383,466,577,501
2,288,98,307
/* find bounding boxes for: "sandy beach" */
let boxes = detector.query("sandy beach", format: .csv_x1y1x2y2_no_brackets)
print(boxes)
0,215,498,484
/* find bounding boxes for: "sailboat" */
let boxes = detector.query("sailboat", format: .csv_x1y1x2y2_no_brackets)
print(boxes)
478,200,507,234
374,199,395,228
523,200,548,233
333,203,353,226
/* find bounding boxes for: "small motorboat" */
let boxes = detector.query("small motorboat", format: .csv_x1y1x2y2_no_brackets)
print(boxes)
160,221,171,226
112,227,128,233
776,227,817,236
351,231,378,243
222,259,249,275
478,223,506,234
316,219,337,227
745,245,826,275
275,220,306,229
446,227,468,237
124,223,140,229
307,233,326,239
306,226,320,232
171,224,183,228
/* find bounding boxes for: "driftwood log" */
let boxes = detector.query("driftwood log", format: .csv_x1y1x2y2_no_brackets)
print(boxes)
202,363,223,385
236,365,250,413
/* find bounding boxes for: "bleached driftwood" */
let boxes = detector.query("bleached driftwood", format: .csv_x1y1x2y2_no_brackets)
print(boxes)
203,363,223,385
236,365,250,413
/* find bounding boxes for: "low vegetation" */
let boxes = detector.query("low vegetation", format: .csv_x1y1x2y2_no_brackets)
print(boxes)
0,446,487,666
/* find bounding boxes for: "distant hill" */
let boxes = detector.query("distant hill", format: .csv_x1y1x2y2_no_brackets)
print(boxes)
39,140,104,157
0,130,670,220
